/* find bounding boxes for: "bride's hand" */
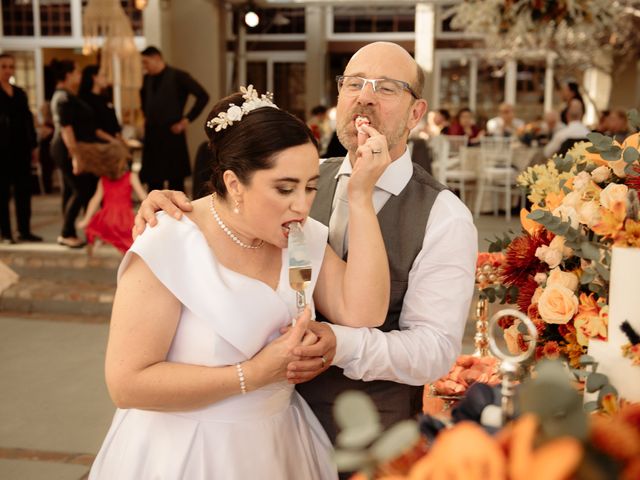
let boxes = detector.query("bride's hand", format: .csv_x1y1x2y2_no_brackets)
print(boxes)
246,308,311,387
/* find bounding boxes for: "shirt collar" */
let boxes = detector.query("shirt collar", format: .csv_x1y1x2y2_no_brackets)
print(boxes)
336,147,413,196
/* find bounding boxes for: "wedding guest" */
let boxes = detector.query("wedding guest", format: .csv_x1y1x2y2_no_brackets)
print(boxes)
49,59,99,248
486,103,524,137
0,53,42,243
89,87,391,479
449,107,484,146
307,104,331,155
544,99,590,158
559,81,585,125
139,46,209,193
135,42,478,455
542,110,565,139
605,109,630,143
79,65,121,140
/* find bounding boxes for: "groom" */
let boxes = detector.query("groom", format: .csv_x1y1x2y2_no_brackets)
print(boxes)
134,42,477,443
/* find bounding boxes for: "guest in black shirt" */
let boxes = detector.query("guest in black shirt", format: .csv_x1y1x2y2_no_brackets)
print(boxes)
79,65,121,139
140,46,209,193
0,53,41,243
50,59,99,248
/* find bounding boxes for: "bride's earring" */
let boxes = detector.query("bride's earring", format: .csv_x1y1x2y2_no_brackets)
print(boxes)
233,200,240,214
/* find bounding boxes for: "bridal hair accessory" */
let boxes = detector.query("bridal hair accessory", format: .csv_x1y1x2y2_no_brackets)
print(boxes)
206,85,278,132
209,193,264,249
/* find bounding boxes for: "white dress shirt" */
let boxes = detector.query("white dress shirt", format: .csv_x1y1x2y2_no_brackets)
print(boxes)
543,120,591,158
327,149,478,384
486,116,525,137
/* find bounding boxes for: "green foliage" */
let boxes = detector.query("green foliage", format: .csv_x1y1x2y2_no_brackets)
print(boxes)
628,109,640,132
480,284,518,304
333,391,420,477
486,231,514,253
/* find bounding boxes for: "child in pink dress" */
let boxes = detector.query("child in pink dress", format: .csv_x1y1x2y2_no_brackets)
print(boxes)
78,161,146,254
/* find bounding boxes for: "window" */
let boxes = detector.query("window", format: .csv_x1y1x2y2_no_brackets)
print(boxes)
10,51,37,111
232,7,305,35
2,0,35,36
39,0,72,36
332,6,415,33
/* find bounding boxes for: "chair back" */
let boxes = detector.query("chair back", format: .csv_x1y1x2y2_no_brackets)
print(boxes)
428,135,450,184
442,135,469,159
480,136,513,170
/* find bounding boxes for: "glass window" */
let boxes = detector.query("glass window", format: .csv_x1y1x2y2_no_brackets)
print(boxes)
476,60,506,126
332,6,415,33
9,51,37,112
2,0,35,36
516,61,545,122
438,57,470,114
246,62,268,94
274,62,305,121
40,0,72,36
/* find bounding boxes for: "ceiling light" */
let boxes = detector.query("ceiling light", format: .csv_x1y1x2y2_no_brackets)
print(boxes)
244,10,260,27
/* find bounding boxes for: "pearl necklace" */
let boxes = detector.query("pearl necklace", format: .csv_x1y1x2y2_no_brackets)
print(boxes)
209,193,264,249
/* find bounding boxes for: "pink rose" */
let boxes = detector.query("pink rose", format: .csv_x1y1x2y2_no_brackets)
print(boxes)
537,284,579,324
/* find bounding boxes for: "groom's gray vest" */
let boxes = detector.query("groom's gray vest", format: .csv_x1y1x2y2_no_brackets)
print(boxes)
297,157,445,443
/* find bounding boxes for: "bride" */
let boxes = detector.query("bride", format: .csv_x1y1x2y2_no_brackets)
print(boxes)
89,87,391,479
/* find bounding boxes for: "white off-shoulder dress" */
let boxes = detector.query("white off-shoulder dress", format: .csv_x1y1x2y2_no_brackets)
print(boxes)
89,213,337,480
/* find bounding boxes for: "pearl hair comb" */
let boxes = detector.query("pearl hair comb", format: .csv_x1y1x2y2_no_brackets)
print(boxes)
206,85,278,132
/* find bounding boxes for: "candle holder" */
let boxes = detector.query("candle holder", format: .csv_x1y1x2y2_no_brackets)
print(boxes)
487,308,538,426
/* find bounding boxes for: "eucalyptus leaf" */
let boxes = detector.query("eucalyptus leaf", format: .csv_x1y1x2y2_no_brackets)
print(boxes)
580,242,601,261
597,385,618,406
334,391,381,431
334,449,371,472
336,424,383,449
587,132,613,148
583,401,600,413
623,147,640,163
601,147,622,161
571,369,590,380
370,421,420,463
527,209,546,221
580,270,595,284
595,262,610,281
586,372,608,393
628,109,640,131
579,354,597,366
625,162,636,175
486,288,496,303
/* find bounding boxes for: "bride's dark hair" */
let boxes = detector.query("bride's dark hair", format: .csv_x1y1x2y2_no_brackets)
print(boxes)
204,91,318,197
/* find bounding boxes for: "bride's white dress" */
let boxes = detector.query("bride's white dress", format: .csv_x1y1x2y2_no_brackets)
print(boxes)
89,213,337,480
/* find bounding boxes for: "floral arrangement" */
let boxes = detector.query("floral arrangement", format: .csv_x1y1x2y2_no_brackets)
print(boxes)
448,0,639,74
481,112,640,368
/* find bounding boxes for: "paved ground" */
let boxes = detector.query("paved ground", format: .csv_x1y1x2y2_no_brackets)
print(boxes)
0,192,521,480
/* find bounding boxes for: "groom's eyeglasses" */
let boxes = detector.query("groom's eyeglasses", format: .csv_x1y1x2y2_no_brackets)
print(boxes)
336,75,420,100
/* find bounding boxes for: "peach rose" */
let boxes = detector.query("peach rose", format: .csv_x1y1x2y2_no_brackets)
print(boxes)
537,284,579,324
535,245,563,268
572,171,592,192
552,205,580,229
600,183,629,210
591,165,611,183
546,267,579,291
504,322,522,354
577,200,601,228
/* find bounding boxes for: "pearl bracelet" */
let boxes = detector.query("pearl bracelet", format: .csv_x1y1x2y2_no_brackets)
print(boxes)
235,362,247,395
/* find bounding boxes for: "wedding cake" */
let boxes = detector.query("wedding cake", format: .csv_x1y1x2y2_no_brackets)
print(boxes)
588,246,640,402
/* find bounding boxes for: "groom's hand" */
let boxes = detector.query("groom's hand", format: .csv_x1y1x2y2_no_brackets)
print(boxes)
133,189,192,239
284,321,336,384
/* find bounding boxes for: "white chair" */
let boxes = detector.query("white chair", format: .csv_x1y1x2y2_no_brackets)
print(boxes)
430,135,476,205
473,136,522,221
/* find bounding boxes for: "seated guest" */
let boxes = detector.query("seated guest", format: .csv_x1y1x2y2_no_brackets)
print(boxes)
605,109,630,143
541,111,565,138
448,108,484,146
486,103,524,137
429,108,451,135
543,99,590,158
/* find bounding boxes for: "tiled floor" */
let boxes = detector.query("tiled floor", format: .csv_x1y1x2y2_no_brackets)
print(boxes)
0,193,521,479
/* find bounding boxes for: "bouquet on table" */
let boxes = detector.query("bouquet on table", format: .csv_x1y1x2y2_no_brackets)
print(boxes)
481,116,640,371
